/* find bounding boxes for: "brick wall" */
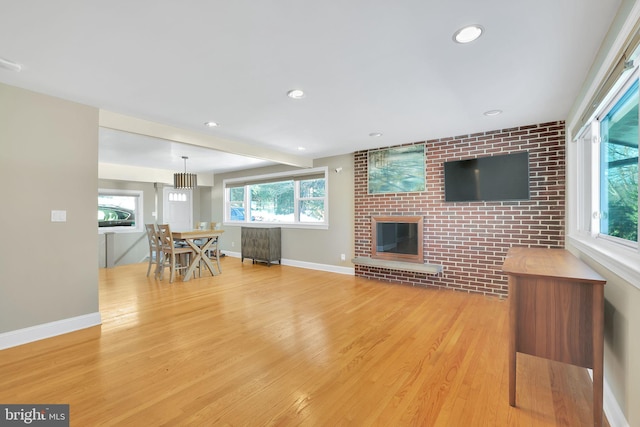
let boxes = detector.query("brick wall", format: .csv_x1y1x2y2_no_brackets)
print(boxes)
354,121,566,297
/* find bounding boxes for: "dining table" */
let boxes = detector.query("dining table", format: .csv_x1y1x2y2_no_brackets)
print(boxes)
171,229,224,281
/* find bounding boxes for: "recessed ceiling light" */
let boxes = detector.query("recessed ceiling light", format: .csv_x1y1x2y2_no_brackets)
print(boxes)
453,25,484,44
287,89,305,99
204,121,219,127
297,146,306,151
483,109,503,116
369,132,383,137
0,57,22,72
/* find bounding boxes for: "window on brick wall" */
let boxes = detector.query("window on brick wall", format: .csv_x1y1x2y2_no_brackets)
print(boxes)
577,67,639,249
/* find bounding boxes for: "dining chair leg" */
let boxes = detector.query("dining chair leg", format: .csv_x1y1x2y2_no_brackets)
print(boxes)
170,253,177,283
155,252,163,280
149,250,162,277
146,254,153,277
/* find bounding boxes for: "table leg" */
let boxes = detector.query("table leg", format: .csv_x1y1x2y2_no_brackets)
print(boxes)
592,287,604,427
212,237,221,273
188,237,219,278
509,277,517,407
182,239,203,281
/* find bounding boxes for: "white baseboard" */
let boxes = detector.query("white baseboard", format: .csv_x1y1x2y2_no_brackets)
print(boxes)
0,312,102,350
222,251,355,275
588,369,629,427
603,377,630,427
222,250,242,259
282,258,355,275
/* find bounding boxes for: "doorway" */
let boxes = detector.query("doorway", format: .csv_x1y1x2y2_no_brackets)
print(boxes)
162,187,193,231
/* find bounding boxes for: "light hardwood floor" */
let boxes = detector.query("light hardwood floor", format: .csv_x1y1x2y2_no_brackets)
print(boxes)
0,259,607,426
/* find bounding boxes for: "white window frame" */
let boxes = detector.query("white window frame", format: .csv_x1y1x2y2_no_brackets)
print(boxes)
297,177,326,224
570,64,640,288
223,167,329,229
98,188,144,234
594,72,639,248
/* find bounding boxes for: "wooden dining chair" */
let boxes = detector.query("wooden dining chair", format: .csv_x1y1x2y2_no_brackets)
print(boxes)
144,223,161,277
156,224,195,283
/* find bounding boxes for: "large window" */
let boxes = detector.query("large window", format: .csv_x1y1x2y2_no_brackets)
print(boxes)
570,22,640,289
577,69,639,248
599,79,638,242
98,189,143,233
224,167,328,228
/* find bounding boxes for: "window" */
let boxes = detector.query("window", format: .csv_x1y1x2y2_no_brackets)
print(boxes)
250,180,295,222
299,178,326,223
570,24,640,288
229,187,245,221
599,79,638,242
224,167,328,228
98,189,143,233
576,68,639,248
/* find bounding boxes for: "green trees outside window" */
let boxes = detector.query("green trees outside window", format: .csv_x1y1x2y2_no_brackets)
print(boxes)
600,79,639,242
225,170,327,226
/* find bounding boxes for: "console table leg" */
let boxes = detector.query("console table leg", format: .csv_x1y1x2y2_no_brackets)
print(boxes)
509,278,517,407
593,288,605,427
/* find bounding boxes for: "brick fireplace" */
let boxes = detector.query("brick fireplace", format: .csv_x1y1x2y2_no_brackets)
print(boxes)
354,121,566,297
371,215,423,263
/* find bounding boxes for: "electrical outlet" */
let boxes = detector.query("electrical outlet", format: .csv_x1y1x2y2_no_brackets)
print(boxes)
340,253,346,261
231,241,235,247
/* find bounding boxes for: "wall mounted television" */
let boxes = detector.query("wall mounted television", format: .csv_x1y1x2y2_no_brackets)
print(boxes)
444,151,530,202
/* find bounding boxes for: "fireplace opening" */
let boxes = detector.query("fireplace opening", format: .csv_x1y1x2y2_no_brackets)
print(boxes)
371,216,423,263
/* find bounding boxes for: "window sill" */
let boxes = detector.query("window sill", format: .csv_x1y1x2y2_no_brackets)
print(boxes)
223,221,328,230
567,233,640,290
98,227,142,234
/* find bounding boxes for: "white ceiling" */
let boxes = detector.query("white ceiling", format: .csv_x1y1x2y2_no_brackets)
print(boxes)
0,0,623,174
99,128,275,174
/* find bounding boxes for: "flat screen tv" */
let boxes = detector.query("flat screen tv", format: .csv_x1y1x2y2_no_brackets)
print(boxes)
444,151,530,202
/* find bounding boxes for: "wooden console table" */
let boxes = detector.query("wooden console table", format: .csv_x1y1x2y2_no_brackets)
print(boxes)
502,247,606,427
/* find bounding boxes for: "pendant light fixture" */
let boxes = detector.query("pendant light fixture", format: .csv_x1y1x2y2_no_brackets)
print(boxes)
174,156,197,189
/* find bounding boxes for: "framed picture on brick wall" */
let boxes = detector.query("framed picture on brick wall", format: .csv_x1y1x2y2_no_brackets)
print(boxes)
368,144,426,194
